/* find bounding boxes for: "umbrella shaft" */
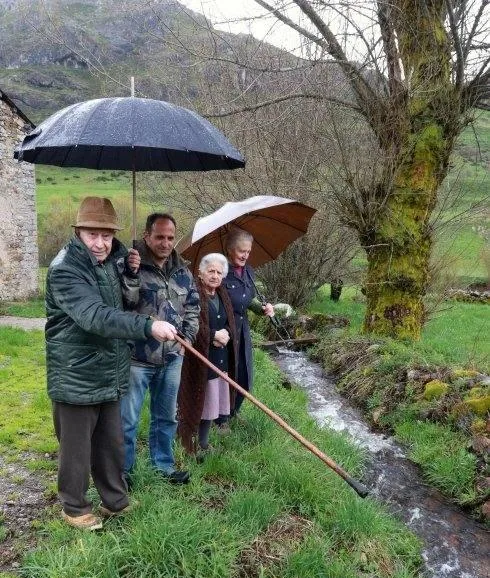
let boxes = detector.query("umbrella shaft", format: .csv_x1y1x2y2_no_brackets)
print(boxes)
132,170,137,241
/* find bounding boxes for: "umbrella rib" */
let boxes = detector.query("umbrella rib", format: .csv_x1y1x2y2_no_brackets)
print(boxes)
249,236,276,259
195,151,207,172
165,148,174,172
60,145,74,167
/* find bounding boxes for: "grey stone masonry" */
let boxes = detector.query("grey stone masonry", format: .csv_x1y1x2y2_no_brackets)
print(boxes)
0,92,39,300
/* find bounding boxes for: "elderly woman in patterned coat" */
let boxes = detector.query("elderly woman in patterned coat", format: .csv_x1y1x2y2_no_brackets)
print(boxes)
178,253,237,455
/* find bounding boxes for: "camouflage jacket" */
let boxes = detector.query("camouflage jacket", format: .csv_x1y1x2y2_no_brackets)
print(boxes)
123,240,200,366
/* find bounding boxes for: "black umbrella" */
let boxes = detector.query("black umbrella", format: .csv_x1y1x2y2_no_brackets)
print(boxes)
14,96,245,237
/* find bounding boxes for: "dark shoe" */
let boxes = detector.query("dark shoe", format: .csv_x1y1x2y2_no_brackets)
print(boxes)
196,444,215,464
232,413,247,425
216,423,231,435
160,470,190,484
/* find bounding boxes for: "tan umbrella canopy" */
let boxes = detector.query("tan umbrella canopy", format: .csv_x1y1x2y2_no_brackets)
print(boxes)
176,195,317,274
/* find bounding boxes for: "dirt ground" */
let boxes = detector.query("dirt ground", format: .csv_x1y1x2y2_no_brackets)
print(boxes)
0,453,56,574
1,317,53,574
0,317,45,331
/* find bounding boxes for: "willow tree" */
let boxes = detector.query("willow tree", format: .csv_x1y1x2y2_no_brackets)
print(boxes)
242,0,489,339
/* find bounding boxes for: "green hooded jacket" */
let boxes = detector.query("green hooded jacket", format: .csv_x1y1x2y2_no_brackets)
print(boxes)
45,236,152,405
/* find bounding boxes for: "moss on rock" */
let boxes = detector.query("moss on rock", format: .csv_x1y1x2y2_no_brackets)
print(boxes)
470,418,487,435
423,379,449,400
452,369,480,379
463,395,490,416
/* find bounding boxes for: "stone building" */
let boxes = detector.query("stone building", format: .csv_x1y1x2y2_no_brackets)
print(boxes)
0,88,38,300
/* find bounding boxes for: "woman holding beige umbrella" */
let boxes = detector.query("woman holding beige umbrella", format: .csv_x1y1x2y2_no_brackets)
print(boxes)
176,196,317,424
220,228,274,423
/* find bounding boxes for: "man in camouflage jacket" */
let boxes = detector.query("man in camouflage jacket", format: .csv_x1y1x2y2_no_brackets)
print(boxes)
121,213,199,485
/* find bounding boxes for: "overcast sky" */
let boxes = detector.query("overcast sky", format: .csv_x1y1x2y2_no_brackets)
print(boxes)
179,0,302,52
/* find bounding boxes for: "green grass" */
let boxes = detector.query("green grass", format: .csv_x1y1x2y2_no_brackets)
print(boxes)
0,328,55,454
394,420,477,503
309,284,490,370
2,339,422,577
35,166,133,214
0,299,45,318
309,285,365,332
421,301,490,369
457,110,490,159
433,223,488,281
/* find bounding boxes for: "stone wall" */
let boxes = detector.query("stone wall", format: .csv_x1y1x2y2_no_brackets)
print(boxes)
0,97,38,300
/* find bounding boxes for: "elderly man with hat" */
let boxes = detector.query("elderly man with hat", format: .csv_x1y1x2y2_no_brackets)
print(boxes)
45,196,177,531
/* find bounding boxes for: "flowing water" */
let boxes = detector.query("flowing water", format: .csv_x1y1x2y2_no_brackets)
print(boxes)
273,349,489,578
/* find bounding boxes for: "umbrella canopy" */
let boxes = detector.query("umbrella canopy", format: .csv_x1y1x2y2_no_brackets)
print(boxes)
14,97,245,238
176,195,317,274
14,97,245,171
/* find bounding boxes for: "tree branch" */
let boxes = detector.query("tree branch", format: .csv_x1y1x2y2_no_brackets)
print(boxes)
463,57,490,107
462,0,489,61
292,0,381,105
205,92,361,118
377,0,403,96
253,0,382,114
445,0,465,88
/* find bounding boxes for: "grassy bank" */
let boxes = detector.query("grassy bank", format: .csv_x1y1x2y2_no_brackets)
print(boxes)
0,328,422,577
0,300,45,318
309,286,489,514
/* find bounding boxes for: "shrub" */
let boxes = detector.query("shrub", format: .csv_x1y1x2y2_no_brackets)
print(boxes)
37,204,74,266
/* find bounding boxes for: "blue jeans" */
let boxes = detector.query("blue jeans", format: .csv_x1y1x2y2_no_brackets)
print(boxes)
121,355,183,475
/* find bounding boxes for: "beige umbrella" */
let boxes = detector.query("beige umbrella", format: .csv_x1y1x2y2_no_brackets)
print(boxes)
176,195,317,274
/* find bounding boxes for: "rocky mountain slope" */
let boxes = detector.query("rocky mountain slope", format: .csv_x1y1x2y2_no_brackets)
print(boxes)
0,0,311,123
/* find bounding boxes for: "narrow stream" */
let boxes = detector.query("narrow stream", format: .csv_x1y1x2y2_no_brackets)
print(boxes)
273,349,489,578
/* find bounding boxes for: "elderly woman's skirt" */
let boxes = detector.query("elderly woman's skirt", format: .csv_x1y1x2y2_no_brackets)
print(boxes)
201,375,230,421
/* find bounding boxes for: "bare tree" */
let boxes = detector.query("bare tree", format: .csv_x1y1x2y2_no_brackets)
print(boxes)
199,0,489,339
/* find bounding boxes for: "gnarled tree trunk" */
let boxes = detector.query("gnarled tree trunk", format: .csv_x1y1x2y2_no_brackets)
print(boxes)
363,1,456,339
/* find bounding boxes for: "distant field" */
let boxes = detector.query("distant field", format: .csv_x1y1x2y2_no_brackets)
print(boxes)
434,126,489,279
35,166,178,248
36,166,140,214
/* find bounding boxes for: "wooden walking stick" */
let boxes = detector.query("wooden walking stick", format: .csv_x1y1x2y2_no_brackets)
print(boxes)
174,334,369,498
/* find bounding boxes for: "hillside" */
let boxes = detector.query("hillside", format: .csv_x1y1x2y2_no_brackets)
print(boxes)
0,0,305,123
0,0,206,121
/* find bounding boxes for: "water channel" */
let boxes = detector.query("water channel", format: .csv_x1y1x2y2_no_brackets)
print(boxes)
273,348,489,578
